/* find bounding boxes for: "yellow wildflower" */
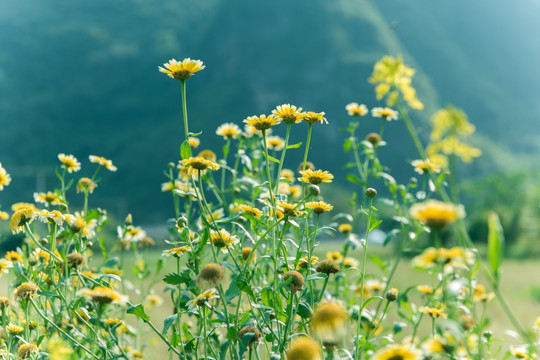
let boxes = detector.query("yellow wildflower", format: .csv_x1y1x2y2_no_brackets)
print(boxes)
298,169,334,185
162,246,192,258
14,282,39,300
17,343,38,359
238,204,263,218
371,107,398,121
338,223,352,234
342,257,358,268
77,177,98,193
0,259,13,275
7,324,24,335
89,155,117,171
286,337,321,360
0,163,12,190
188,136,200,148
58,153,81,173
266,136,285,151
345,103,368,116
305,201,333,215
78,286,128,305
210,229,239,253
372,344,421,360
303,111,327,124
216,123,241,139
311,302,348,345
326,251,343,262
243,114,281,131
416,285,434,294
411,159,441,174
0,210,8,220
409,199,464,230
5,250,23,263
421,306,447,318
181,156,220,176
158,58,205,81
9,208,36,234
12,202,38,212
297,256,318,269
272,104,305,124
186,289,219,309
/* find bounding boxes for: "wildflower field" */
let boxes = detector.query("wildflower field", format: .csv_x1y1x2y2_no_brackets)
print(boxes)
0,55,537,360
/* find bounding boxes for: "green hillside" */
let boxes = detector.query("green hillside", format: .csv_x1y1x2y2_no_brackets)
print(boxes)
0,0,537,223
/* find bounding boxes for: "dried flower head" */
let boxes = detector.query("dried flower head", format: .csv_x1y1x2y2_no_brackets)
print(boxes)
14,282,39,300
67,252,85,268
77,177,98,193
238,326,261,347
283,270,304,294
365,132,383,147
17,343,38,359
316,259,340,275
199,263,225,285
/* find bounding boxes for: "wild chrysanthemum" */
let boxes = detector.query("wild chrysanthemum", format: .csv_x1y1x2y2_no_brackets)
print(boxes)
417,285,434,294
210,229,239,253
338,223,352,234
197,149,218,162
243,114,281,131
77,177,98,193
298,169,334,185
409,199,464,230
365,280,384,292
36,209,65,226
303,111,327,124
7,324,24,335
326,251,343,262
241,247,256,262
9,208,36,234
58,153,81,173
473,283,495,302
0,259,13,275
162,246,192,258
342,257,358,268
411,159,441,174
0,163,11,190
188,136,200,148
276,201,302,218
286,337,322,360
413,247,475,273
372,344,421,360
510,346,534,360
122,226,147,243
145,294,163,307
158,58,205,81
14,282,39,300
186,289,218,308
0,296,10,309
306,201,333,215
297,256,318,269
311,302,347,345
79,286,128,305
181,156,220,176
280,169,295,182
12,202,38,212
89,155,117,171
345,102,368,116
33,191,62,206
421,306,447,319
216,123,241,139
5,250,23,263
272,104,305,124
266,136,285,151
238,204,263,218
371,107,399,121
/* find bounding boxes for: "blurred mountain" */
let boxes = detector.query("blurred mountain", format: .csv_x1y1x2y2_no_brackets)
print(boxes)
0,0,538,223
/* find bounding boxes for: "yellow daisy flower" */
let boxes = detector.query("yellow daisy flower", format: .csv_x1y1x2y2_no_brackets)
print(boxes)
162,246,191,258
58,153,81,173
181,156,220,176
338,223,352,234
306,201,333,214
210,229,239,253
9,208,36,234
238,204,263,218
372,344,421,360
0,211,8,220
188,136,200,148
286,337,321,360
89,155,117,171
14,282,39,300
409,199,465,230
311,302,348,345
186,289,219,309
11,202,38,212
0,259,13,275
17,343,38,359
243,114,281,131
297,256,319,269
272,104,305,124
197,149,218,162
266,136,285,151
371,107,399,121
345,102,368,116
411,159,441,174
158,58,205,81
326,251,343,262
421,306,447,319
342,257,359,268
5,250,23,263
416,285,434,294
216,123,241,139
303,111,327,124
0,163,11,190
33,191,62,206
298,169,334,185
78,286,128,305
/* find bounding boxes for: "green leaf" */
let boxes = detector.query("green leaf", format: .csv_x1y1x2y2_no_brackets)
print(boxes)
267,155,280,164
162,314,177,335
98,237,108,258
226,327,238,341
345,174,365,186
369,219,383,232
285,142,302,150
383,229,400,247
487,211,505,283
305,273,328,281
127,304,150,322
180,140,191,160
296,302,313,319
220,340,230,360
225,279,241,302
237,279,255,300
163,272,190,285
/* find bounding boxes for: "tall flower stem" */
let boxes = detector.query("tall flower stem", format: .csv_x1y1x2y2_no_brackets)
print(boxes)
302,124,313,172
181,80,189,141
274,124,292,192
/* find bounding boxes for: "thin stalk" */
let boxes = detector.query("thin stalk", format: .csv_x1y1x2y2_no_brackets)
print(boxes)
181,80,189,141
274,123,292,192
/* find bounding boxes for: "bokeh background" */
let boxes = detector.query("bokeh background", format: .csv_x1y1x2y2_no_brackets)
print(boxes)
1,0,540,252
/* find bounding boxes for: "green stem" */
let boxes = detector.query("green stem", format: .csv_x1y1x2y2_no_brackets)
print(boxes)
274,124,292,192
181,80,189,141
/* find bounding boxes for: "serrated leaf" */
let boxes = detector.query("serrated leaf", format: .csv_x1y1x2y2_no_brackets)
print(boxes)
285,142,302,150
163,272,189,285
180,140,191,160
487,211,505,283
127,304,150,322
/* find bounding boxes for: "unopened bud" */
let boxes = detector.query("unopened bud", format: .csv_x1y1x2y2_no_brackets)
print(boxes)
385,288,399,302
365,188,377,198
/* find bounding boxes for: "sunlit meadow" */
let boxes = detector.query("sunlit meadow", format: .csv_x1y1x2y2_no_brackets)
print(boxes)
0,55,536,360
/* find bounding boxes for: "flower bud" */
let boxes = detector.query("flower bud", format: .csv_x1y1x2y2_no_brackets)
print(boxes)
365,188,377,198
385,288,399,302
